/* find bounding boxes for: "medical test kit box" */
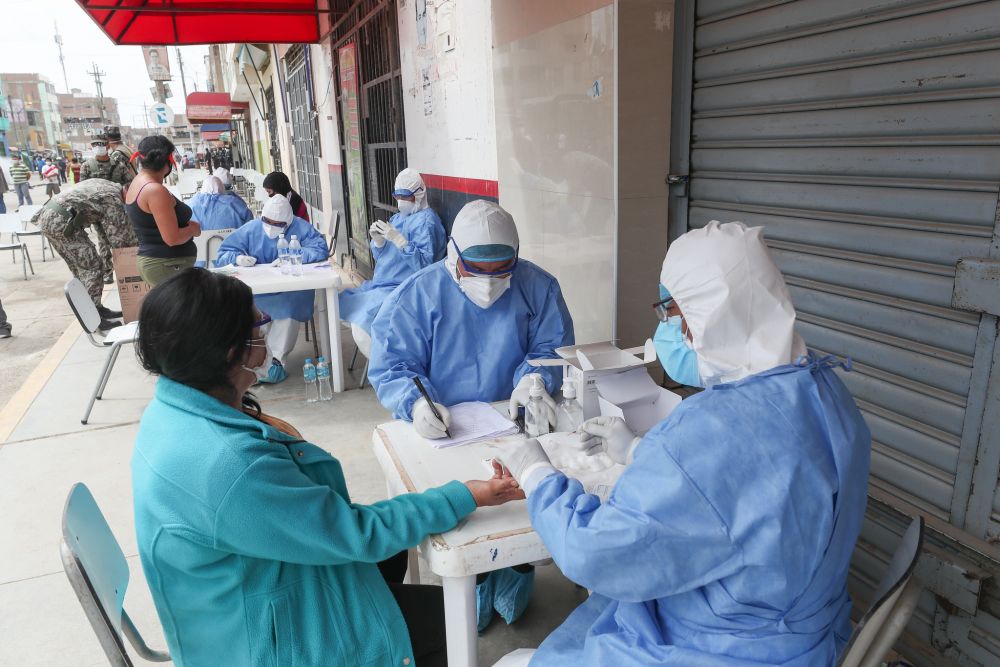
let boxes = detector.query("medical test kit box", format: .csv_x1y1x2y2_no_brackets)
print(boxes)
530,341,682,435
111,247,153,324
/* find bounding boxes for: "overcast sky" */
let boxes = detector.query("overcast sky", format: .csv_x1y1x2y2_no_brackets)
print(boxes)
1,0,209,129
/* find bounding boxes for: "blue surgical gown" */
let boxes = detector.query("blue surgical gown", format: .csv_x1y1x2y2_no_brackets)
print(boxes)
190,192,255,267
528,354,871,666
368,260,574,419
339,208,446,334
215,216,330,321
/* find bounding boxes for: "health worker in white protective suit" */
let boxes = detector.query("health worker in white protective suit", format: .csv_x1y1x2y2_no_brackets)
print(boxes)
215,194,329,383
493,220,872,667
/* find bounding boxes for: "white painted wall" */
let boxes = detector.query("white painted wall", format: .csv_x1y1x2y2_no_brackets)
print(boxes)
397,0,497,180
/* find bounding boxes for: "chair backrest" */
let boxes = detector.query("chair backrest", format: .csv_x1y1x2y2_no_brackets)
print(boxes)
837,516,924,667
65,278,102,335
0,213,23,234
193,228,236,266
60,483,132,665
17,204,43,222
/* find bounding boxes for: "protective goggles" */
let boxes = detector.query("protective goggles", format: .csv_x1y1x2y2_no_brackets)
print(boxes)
248,312,272,342
450,238,518,277
392,186,422,198
652,295,676,322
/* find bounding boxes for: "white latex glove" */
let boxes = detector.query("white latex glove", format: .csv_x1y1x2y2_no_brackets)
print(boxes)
270,258,283,267
508,373,557,427
382,223,408,250
413,396,452,440
369,220,388,248
578,416,641,465
235,255,257,267
490,438,556,497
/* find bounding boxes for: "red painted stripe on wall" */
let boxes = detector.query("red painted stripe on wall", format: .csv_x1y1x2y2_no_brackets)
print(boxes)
327,163,343,172
421,173,499,199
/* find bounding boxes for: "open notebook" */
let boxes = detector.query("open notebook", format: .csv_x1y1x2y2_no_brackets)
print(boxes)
424,401,520,448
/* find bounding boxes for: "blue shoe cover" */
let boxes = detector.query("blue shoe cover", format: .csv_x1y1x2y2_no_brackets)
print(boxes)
476,575,496,632
493,566,535,625
259,360,288,384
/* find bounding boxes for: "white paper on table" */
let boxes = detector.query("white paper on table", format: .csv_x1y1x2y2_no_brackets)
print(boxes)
425,401,520,448
596,367,682,435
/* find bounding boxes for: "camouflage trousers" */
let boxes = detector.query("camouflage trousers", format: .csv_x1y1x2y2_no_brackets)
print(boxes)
36,210,107,308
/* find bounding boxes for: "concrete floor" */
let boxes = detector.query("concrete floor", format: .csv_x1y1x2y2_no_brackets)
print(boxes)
0,255,582,665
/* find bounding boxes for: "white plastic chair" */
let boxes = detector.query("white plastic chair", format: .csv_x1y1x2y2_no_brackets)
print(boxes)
60,483,170,666
349,322,372,390
192,228,236,267
64,278,140,424
15,205,52,261
0,213,34,280
837,516,925,667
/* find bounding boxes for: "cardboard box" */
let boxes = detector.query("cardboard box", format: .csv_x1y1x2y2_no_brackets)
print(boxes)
595,367,682,436
529,340,659,418
111,247,152,323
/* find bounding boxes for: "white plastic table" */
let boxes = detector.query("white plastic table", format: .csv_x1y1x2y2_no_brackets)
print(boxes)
372,419,550,667
223,264,348,392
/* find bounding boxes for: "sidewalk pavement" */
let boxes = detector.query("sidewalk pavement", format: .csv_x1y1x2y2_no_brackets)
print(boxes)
0,279,582,665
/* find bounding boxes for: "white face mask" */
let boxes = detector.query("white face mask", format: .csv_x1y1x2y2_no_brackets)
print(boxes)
397,200,416,216
459,275,511,309
262,221,285,239
242,341,274,382
95,146,108,157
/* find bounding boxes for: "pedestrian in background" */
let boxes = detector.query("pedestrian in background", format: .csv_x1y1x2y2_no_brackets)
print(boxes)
0,161,9,214
34,178,137,330
0,297,11,339
9,154,32,208
57,155,68,183
42,158,61,201
69,157,81,184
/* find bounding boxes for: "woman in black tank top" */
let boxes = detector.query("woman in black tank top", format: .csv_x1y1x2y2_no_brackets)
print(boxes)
125,135,201,286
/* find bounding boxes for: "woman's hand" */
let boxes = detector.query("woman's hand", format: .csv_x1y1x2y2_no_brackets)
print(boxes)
188,220,202,237
465,473,525,507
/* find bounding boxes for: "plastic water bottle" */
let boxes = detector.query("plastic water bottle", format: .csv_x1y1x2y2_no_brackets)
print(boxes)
289,235,303,277
525,375,551,437
316,356,334,401
276,234,290,275
302,358,319,403
555,379,584,432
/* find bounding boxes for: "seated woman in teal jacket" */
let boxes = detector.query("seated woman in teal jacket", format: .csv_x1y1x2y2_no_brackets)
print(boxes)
131,268,523,667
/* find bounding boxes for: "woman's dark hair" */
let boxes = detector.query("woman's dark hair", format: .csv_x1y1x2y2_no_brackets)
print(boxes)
136,268,260,413
262,171,305,214
135,135,176,173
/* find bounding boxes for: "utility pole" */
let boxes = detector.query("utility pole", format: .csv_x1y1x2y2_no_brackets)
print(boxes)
88,62,107,124
175,47,197,157
54,22,70,93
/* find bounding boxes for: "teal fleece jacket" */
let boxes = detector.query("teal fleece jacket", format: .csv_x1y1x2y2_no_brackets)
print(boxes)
132,377,476,666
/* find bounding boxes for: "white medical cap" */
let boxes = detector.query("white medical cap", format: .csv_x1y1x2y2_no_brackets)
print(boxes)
660,220,806,384
212,167,230,185
451,200,519,259
261,193,294,224
201,175,225,194
393,168,428,210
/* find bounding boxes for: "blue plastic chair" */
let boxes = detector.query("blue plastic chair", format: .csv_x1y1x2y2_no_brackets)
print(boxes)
60,483,170,665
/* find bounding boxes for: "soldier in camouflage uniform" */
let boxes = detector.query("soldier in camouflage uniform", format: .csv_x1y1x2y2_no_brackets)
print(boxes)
105,125,137,188
34,178,138,329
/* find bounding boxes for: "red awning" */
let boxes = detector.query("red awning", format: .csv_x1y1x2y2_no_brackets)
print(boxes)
187,92,232,124
75,1,338,45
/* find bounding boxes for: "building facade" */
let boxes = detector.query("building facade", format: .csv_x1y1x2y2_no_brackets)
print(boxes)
0,73,64,151
57,88,121,152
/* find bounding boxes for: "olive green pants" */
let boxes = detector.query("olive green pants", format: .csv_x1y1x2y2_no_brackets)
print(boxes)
136,255,197,287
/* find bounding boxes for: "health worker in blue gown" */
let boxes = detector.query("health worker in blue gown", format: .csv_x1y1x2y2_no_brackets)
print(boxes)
339,168,446,335
368,199,575,631
493,220,872,667
216,194,329,384
189,176,254,268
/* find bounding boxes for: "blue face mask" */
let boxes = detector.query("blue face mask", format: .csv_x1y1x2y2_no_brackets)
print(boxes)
653,316,701,387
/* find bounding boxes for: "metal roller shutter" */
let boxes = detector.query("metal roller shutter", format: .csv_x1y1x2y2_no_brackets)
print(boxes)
670,1,1000,664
